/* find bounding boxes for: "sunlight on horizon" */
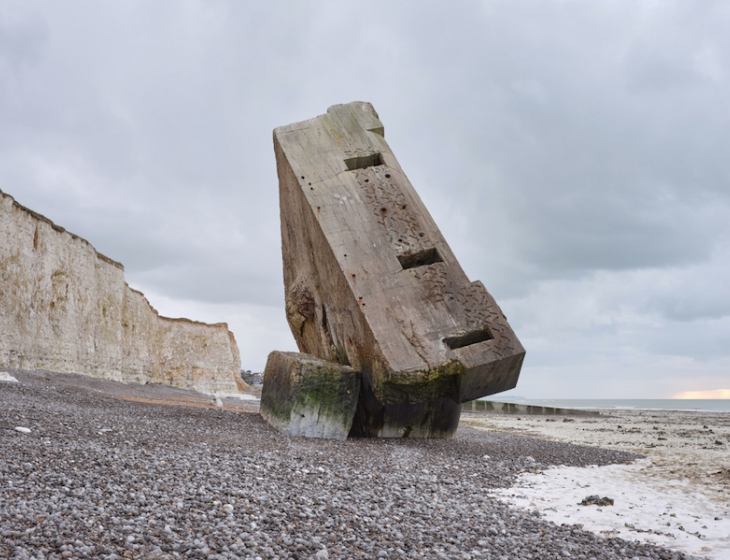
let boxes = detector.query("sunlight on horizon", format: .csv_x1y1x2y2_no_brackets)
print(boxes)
673,389,730,399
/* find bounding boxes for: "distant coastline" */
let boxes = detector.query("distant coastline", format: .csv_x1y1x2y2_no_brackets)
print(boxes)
489,398,730,412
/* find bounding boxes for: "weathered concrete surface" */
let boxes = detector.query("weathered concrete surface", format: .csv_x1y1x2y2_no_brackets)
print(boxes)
260,351,360,440
273,102,525,438
0,188,242,394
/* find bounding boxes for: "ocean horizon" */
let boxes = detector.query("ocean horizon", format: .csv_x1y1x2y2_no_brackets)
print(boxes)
487,398,730,412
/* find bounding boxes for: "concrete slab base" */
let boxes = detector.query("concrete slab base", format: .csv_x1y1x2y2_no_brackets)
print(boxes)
259,351,360,440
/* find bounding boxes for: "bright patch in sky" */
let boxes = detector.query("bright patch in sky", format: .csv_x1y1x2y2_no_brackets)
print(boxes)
673,389,730,399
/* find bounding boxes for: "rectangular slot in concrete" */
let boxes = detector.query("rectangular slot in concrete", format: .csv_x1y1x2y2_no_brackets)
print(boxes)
398,248,443,270
344,152,383,171
443,328,493,350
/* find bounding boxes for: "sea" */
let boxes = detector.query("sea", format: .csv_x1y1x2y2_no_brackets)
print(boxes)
490,398,730,413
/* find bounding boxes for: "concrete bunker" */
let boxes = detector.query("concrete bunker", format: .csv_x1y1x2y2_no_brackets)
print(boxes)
260,101,525,439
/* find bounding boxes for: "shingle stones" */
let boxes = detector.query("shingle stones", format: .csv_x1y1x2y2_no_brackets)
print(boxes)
261,102,525,439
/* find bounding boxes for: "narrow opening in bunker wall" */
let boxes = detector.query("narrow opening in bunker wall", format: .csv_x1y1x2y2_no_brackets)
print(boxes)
344,152,383,171
397,248,443,270
443,327,493,350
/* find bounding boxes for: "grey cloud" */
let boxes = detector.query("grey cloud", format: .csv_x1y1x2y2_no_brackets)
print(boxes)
643,319,730,361
129,264,283,307
639,247,730,323
654,300,730,324
0,5,47,70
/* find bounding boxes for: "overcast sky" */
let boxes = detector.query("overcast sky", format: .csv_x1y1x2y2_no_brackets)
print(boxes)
2,1,728,398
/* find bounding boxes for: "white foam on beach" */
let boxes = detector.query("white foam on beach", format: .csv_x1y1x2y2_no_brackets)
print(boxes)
491,459,730,560
0,371,19,383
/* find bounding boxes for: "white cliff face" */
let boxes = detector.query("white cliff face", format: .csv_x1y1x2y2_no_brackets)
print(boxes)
0,189,242,394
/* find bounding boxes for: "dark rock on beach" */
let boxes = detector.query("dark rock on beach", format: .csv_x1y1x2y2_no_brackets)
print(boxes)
579,495,615,507
1,370,703,560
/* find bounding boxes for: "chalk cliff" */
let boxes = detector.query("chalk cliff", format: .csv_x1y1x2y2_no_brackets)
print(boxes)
0,188,242,394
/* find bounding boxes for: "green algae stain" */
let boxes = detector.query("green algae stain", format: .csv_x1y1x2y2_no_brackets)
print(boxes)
379,360,465,405
293,364,360,431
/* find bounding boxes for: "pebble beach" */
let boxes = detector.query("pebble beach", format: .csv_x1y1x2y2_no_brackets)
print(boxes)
463,408,730,559
1,370,714,560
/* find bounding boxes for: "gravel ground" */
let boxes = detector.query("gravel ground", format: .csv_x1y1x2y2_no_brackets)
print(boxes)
1,371,703,560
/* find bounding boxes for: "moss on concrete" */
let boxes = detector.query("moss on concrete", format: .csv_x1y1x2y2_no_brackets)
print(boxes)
292,363,359,432
378,360,465,405
260,351,361,440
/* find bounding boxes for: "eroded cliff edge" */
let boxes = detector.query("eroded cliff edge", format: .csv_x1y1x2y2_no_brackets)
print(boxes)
0,189,242,394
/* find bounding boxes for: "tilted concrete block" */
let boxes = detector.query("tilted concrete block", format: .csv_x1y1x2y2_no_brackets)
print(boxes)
260,351,360,440
273,102,525,438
